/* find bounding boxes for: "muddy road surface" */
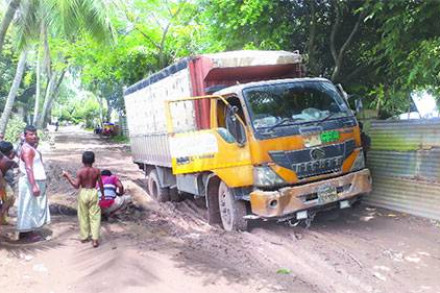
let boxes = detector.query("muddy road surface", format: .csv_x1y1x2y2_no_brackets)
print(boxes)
1,126,439,293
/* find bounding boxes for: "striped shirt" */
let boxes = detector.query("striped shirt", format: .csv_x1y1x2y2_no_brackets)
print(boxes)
98,175,118,200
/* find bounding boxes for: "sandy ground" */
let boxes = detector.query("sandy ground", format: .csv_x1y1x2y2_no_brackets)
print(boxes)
1,126,440,293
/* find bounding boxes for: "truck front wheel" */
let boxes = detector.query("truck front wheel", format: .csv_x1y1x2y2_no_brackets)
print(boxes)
218,182,248,231
148,169,170,202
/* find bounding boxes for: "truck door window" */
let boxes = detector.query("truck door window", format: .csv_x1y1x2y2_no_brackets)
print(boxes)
219,97,247,145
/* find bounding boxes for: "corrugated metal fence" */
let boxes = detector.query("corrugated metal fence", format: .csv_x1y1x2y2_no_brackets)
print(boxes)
364,119,440,220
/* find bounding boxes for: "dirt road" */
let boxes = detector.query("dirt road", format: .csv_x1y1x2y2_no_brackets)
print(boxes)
1,127,439,293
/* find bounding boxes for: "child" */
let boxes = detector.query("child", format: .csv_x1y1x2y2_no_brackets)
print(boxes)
62,151,104,248
0,151,17,236
0,141,18,225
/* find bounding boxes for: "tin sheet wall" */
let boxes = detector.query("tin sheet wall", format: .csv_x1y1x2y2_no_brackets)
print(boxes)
365,119,440,220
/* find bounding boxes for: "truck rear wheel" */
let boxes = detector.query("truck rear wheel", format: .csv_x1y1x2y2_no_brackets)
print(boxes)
218,181,248,231
148,169,170,202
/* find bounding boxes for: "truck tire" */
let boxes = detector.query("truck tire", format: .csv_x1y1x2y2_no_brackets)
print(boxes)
148,169,170,202
218,181,248,231
169,187,182,202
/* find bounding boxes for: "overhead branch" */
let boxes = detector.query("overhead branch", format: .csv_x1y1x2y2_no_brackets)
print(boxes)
158,1,186,67
43,24,51,77
306,1,317,74
331,6,366,81
330,3,341,64
134,26,161,49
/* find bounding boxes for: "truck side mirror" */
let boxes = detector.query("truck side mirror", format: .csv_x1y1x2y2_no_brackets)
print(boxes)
346,94,364,113
229,106,238,122
355,98,363,113
226,106,246,147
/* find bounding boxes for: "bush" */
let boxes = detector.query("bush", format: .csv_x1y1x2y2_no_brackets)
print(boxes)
111,135,129,143
4,115,26,143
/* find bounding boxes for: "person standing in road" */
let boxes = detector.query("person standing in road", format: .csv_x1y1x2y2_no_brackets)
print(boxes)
16,125,50,241
62,151,104,248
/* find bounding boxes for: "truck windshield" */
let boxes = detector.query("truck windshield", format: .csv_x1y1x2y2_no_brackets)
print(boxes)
243,80,351,131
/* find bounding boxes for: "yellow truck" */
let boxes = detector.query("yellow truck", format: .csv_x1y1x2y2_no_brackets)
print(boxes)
124,50,372,231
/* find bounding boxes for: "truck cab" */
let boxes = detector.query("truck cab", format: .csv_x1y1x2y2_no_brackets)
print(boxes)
166,78,371,231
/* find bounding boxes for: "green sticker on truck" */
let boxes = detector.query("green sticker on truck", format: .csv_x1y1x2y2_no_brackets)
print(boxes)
320,130,340,143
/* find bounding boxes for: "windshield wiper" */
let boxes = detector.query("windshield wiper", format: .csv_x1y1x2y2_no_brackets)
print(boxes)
319,112,342,123
266,117,300,132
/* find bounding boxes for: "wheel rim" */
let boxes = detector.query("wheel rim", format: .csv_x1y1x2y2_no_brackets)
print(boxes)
219,187,232,229
151,180,158,199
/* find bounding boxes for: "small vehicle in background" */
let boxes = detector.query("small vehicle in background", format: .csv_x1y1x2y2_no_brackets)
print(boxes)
102,122,116,136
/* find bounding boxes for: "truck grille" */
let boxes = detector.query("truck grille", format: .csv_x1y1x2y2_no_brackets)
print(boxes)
269,140,356,179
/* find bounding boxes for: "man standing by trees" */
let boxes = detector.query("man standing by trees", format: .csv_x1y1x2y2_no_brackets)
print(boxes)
16,125,50,241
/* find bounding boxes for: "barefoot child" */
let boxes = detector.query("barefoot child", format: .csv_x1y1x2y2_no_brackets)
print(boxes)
62,151,104,247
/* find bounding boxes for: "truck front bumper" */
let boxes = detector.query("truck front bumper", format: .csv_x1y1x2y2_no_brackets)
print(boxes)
249,169,372,219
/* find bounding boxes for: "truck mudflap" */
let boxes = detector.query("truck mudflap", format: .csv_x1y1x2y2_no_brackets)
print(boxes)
249,169,372,219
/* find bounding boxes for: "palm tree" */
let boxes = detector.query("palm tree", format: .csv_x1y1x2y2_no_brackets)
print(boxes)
1,0,114,131
0,50,27,134
0,0,21,54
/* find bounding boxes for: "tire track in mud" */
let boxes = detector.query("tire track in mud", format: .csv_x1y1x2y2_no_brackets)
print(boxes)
105,173,440,293
122,179,319,292
243,227,378,293
126,178,374,292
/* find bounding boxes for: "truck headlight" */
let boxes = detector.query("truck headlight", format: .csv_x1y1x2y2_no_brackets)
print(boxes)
350,150,365,171
254,166,285,187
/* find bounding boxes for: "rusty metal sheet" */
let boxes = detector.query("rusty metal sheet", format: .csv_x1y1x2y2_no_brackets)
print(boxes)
369,119,440,151
368,149,440,181
364,119,440,220
364,176,440,220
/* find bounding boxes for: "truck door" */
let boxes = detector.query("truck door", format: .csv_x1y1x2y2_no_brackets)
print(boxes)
166,96,253,187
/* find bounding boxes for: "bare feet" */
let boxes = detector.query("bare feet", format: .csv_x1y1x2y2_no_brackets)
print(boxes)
92,240,99,248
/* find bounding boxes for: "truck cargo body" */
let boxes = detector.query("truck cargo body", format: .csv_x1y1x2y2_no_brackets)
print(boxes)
124,50,371,231
124,50,303,168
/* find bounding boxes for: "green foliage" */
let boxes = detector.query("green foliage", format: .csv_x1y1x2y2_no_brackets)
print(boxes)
0,36,20,107
276,268,292,275
362,1,440,114
202,0,440,116
200,0,291,51
63,0,202,118
4,114,26,142
111,135,129,143
52,86,102,128
3,0,440,123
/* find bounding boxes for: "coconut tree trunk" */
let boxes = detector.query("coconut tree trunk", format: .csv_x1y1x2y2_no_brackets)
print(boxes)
0,50,28,134
37,73,56,128
33,45,42,125
37,69,65,128
97,96,104,124
33,23,47,125
0,0,21,53
106,98,112,122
